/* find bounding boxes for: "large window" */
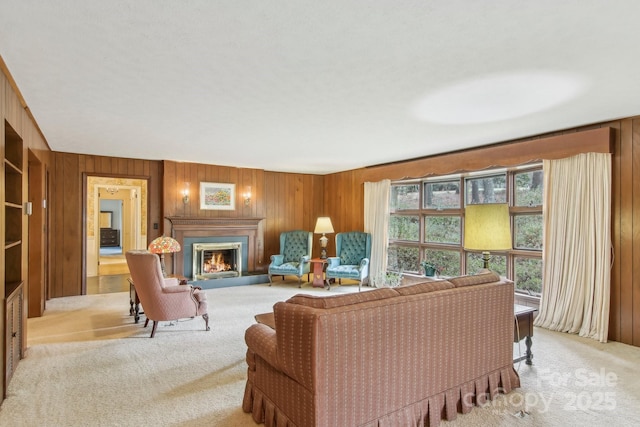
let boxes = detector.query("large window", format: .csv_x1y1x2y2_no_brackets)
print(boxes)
388,166,543,297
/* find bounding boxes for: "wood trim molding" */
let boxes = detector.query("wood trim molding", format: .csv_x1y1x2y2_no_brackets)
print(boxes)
362,127,613,182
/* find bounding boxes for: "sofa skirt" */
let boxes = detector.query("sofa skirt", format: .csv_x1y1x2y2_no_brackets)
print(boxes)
243,365,520,427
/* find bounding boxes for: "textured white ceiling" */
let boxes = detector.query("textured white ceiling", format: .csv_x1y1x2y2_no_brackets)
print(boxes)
1,1,639,174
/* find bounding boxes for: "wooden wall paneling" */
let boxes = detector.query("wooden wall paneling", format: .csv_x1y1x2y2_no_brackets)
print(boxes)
162,160,176,233
609,122,622,342
116,157,127,175
632,118,640,347
62,154,81,297
185,162,197,218
50,153,65,297
148,160,162,243
263,172,277,265
192,163,204,217
618,119,634,344
225,166,237,216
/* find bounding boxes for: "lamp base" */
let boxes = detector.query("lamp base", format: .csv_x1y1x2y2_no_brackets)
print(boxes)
160,254,168,277
482,251,491,270
319,234,328,259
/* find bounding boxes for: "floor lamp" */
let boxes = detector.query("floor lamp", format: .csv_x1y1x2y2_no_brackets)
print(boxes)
148,236,181,277
463,204,512,272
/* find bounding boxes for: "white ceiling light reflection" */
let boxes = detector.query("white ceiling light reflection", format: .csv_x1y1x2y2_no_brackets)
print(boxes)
412,71,589,125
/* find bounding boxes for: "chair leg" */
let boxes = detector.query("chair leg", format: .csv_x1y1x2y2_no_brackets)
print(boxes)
203,313,210,331
150,320,158,338
144,318,150,328
268,275,273,286
358,281,361,292
297,277,302,288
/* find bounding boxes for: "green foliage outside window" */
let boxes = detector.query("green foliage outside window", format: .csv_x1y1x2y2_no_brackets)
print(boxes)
423,180,460,209
514,214,543,250
390,184,419,212
424,249,461,277
389,215,419,241
389,167,543,295
466,253,507,276
465,175,506,205
387,245,419,272
515,171,543,207
515,257,543,295
424,216,461,244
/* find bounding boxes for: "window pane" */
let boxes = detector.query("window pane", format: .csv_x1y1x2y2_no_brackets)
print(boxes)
389,215,419,241
515,170,543,207
390,184,419,212
514,214,543,250
465,174,507,205
514,257,542,295
424,180,460,209
466,252,506,276
424,216,461,244
424,249,461,277
387,245,419,272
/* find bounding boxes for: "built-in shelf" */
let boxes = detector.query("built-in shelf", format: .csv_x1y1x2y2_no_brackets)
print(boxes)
4,240,21,250
4,120,24,396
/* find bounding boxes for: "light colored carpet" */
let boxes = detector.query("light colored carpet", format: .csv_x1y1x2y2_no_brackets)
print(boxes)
1,282,639,426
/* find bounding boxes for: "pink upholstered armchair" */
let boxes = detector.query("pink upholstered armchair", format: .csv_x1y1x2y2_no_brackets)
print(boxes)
125,250,210,338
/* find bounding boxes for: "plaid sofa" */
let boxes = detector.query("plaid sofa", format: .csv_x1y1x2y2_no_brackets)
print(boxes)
243,272,520,427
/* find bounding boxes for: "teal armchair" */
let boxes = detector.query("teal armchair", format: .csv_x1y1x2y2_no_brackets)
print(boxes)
268,230,313,288
325,231,371,291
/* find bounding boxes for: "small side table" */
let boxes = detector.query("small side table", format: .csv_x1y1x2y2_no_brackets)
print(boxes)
128,277,142,323
128,275,188,323
514,304,537,365
309,258,330,288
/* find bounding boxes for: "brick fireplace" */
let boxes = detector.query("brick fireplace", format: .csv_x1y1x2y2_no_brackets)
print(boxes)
167,217,264,279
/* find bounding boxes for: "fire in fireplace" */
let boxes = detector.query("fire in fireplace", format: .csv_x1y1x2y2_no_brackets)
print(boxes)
192,242,242,280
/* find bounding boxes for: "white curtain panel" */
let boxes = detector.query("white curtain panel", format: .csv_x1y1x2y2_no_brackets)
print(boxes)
364,179,390,287
534,153,611,342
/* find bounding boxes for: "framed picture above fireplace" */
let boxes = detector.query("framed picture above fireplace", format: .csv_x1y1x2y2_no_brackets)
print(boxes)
200,182,235,210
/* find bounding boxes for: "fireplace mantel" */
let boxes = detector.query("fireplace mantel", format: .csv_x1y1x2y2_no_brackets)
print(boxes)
167,217,264,276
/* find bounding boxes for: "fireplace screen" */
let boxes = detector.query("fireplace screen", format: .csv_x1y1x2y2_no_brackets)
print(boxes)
192,242,242,280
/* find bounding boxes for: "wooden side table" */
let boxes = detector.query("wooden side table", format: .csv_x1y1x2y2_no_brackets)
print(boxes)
128,275,188,323
514,304,537,365
309,258,330,288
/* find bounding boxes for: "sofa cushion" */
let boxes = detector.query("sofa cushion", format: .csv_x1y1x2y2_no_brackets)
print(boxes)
448,271,501,287
395,280,454,296
287,288,399,309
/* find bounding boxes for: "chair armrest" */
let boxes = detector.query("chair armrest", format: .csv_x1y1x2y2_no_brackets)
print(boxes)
163,285,192,294
163,277,180,287
245,324,279,368
300,255,310,263
270,254,284,266
359,258,370,269
327,257,340,267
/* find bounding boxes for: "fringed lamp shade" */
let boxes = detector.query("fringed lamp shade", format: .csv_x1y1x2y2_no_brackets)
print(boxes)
148,236,181,276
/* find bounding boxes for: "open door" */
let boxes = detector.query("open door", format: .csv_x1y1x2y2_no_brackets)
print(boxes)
83,175,147,294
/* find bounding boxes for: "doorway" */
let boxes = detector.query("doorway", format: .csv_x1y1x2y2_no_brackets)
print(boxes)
85,176,148,294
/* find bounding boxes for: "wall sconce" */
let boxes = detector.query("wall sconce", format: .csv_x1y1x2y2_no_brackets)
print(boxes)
243,186,252,206
182,182,190,204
